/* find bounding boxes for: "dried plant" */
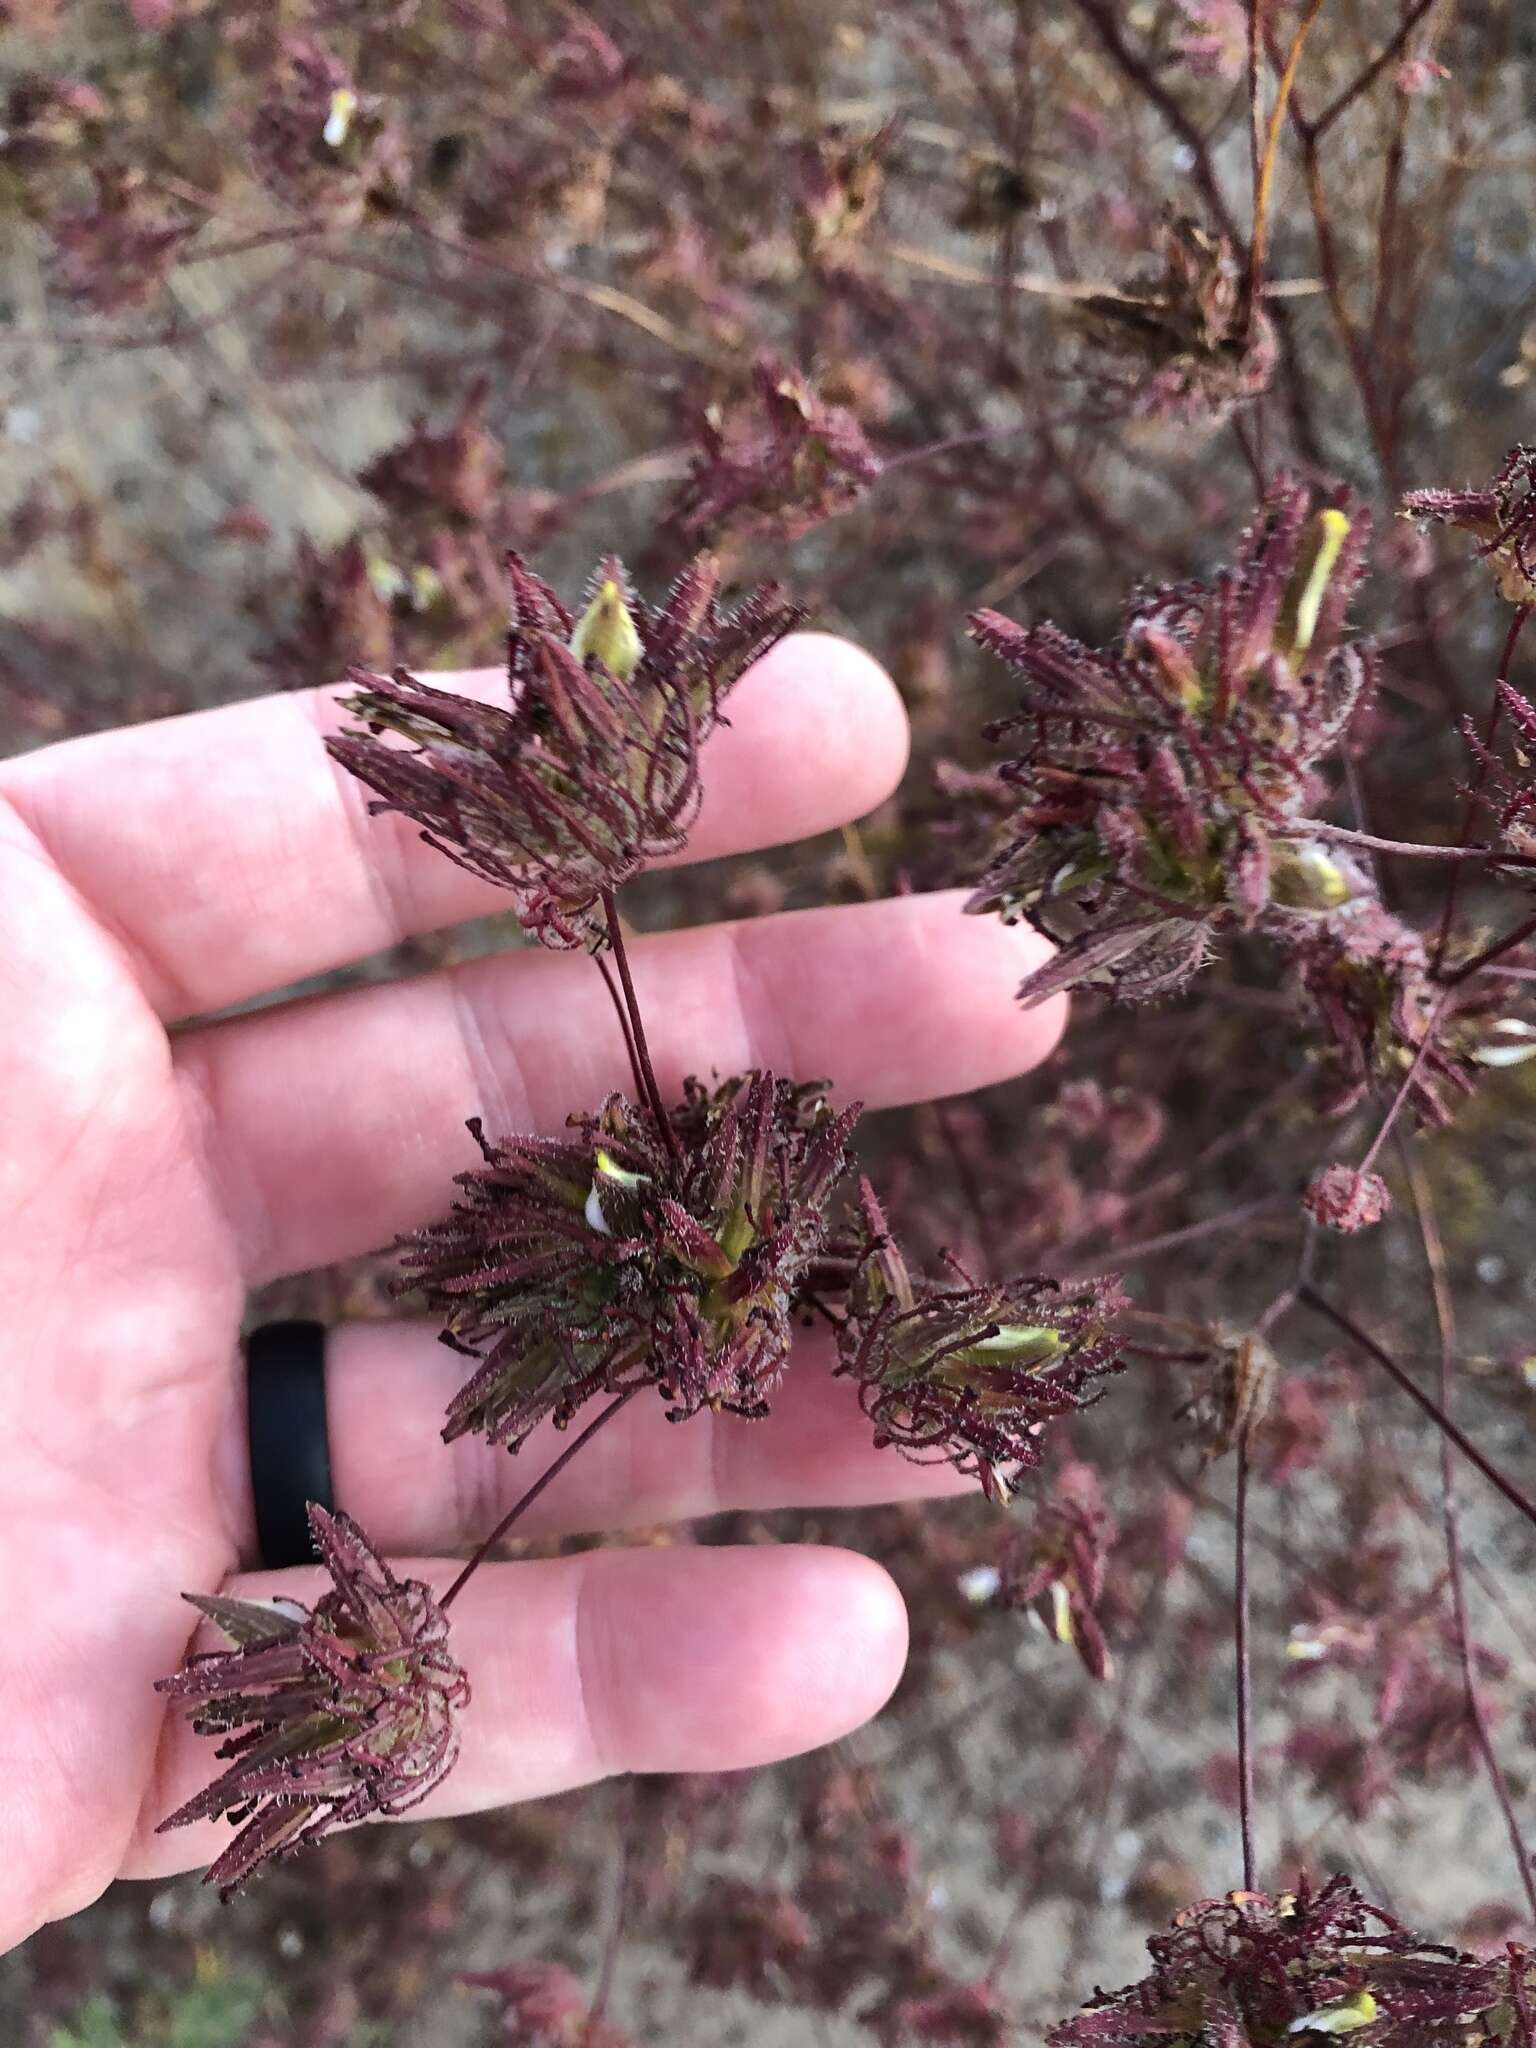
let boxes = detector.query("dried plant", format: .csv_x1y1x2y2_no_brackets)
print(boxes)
964,480,1373,1004
400,1073,861,1448
155,1508,469,1901
327,555,800,946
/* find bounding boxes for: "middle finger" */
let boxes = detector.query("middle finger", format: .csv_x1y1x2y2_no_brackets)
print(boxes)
175,889,1064,1285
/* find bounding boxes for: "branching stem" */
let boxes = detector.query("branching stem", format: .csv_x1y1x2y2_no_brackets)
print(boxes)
1299,1287,1536,1535
601,889,683,1171
440,1388,640,1612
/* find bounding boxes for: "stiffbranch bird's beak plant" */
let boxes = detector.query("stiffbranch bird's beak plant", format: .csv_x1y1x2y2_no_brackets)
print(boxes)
153,464,1536,2029
154,549,1128,1894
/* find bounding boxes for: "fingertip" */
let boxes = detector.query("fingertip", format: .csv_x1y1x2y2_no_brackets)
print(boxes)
586,1543,909,1774
785,890,1067,1105
944,901,1071,1077
695,631,910,853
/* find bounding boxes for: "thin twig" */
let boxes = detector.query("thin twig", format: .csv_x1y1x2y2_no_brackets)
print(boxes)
1308,0,1442,139
601,889,682,1170
1401,1145,1536,1923
1234,1429,1257,1892
1247,0,1328,323
440,1388,640,1612
595,952,646,1105
590,1785,636,2023
1298,1288,1536,1534
1297,821,1536,866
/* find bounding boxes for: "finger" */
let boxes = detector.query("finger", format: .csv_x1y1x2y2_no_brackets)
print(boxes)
0,634,908,1024
127,1543,908,1881
320,1325,970,1558
176,890,1067,1283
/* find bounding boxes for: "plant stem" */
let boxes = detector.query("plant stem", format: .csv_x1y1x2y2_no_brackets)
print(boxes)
1432,604,1530,972
1297,821,1535,865
601,889,682,1170
1234,1428,1257,1893
1401,1146,1536,1923
1442,911,1536,989
591,1786,635,2022
595,952,646,1105
1246,0,1327,325
440,1388,640,1612
1298,1286,1536,1535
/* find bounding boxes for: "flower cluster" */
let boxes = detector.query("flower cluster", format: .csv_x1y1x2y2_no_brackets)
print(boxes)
358,379,506,531
965,480,1373,1005
1291,900,1472,1125
1466,678,1536,863
399,1073,861,1449
1402,443,1536,606
327,554,800,947
154,1508,469,1901
668,356,882,543
1048,1879,1526,2048
835,1183,1124,1502
248,37,408,223
1074,217,1277,425
1175,1327,1279,1463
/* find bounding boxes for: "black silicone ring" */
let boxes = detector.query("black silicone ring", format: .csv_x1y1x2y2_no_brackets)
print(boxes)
246,1321,335,1570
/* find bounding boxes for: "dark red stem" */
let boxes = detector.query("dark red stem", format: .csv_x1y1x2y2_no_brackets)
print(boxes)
440,1388,640,1612
1234,1429,1257,1893
1299,1286,1536,1535
601,888,682,1170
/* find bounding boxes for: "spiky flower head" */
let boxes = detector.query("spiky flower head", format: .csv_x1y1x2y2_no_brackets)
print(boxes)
155,1507,468,1900
1047,1877,1524,2047
670,356,882,543
1464,677,1536,865
965,480,1372,1005
1074,217,1277,425
248,37,408,224
400,1073,860,1450
1402,444,1536,606
327,553,801,948
835,1182,1124,1502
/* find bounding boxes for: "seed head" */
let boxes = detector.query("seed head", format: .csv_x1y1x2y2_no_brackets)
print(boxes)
400,1073,860,1450
155,1507,468,1900
1303,1163,1391,1234
1047,1878,1523,2048
1402,445,1536,606
997,1462,1117,1679
327,553,801,948
835,1182,1124,1502
965,480,1372,1005
670,355,881,543
1073,217,1277,425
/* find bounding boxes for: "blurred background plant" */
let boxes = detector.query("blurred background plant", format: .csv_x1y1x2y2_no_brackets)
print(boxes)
6,0,1536,2041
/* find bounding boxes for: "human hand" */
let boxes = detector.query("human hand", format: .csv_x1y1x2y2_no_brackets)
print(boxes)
0,634,1064,1950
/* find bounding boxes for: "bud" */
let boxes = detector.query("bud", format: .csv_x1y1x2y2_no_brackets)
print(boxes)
1303,1163,1391,1234
570,564,644,683
837,1182,1124,1502
1277,507,1352,662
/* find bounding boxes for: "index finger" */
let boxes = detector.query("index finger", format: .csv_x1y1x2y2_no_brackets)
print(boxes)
0,633,908,1023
